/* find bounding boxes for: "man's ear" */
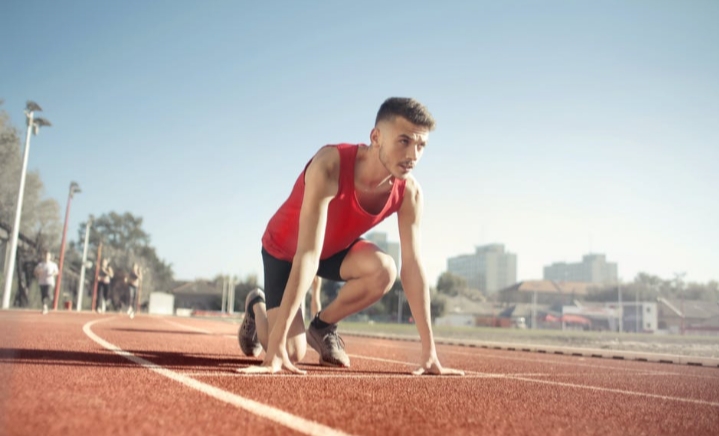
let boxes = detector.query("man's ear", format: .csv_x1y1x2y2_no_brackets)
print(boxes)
370,126,381,147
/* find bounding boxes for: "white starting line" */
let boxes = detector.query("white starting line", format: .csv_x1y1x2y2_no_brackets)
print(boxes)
83,317,354,436
84,316,719,425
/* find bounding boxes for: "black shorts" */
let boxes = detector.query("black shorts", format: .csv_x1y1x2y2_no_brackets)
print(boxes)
262,240,360,309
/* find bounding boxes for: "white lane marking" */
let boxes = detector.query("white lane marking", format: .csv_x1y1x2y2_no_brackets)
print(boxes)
181,372,500,378
365,340,719,379
180,371,570,378
350,352,719,408
83,318,353,436
505,375,719,408
131,318,719,406
161,318,214,334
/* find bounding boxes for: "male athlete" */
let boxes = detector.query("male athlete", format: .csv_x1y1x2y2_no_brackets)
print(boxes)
239,97,463,376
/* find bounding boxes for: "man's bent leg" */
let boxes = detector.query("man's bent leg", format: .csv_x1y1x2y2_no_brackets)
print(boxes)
319,241,397,324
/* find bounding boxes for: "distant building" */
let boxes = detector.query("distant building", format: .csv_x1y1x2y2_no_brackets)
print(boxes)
365,232,400,271
543,254,618,284
657,298,719,335
447,244,517,294
498,280,592,306
170,280,222,311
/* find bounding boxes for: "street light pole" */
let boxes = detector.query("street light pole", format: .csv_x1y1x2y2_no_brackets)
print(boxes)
618,279,623,333
674,272,686,335
75,216,92,311
53,182,81,310
221,276,227,313
635,286,640,333
2,101,51,309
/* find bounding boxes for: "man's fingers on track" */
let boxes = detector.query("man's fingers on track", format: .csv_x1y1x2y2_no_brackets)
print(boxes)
412,367,465,376
285,363,307,375
442,368,465,376
236,366,277,374
411,367,427,376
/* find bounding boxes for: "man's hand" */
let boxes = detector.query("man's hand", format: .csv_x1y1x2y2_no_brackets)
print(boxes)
236,339,306,375
412,353,464,376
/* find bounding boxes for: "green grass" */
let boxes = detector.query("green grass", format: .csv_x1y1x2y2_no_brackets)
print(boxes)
339,321,719,348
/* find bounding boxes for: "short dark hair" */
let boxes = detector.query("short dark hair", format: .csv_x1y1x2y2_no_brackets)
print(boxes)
375,97,435,131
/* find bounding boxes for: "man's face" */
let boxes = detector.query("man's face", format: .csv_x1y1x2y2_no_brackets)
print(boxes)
45,252,52,262
373,116,429,180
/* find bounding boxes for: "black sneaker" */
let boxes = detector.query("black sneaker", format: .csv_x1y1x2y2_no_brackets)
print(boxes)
238,289,264,357
306,320,350,368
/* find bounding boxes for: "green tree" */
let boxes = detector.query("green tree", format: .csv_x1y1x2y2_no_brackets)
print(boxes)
77,211,174,307
436,271,467,297
233,274,260,312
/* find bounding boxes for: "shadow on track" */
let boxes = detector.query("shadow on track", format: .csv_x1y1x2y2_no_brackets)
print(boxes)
0,348,259,370
109,328,214,335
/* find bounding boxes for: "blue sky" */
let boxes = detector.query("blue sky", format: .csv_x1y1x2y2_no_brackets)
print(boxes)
2,1,717,286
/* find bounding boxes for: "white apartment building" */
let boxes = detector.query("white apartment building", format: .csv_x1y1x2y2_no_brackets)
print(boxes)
544,254,618,284
447,244,517,294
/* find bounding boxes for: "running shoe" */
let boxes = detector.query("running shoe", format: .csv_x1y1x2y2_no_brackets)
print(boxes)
238,289,264,357
306,319,350,368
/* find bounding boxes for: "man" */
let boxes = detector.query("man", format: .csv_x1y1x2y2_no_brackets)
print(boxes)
34,251,59,315
239,97,463,376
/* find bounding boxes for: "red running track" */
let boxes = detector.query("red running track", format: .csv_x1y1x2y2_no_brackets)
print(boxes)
1,311,718,436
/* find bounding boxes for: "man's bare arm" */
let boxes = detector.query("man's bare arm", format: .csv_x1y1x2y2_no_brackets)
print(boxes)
248,147,339,374
398,177,464,376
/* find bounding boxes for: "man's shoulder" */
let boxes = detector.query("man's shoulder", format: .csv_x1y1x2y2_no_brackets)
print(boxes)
401,175,422,194
310,146,342,175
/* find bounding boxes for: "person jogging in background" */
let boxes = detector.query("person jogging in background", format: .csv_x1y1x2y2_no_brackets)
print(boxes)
125,263,142,319
97,258,113,313
238,97,464,376
34,251,58,315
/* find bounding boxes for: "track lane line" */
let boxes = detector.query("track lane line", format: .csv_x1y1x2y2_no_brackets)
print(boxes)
161,318,214,334
345,354,719,407
83,317,354,436
365,339,719,378
146,318,719,406
503,375,719,407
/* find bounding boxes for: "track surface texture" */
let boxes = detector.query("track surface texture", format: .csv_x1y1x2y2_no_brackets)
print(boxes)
1,310,718,436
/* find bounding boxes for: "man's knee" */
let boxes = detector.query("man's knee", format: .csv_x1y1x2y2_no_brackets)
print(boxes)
369,253,397,298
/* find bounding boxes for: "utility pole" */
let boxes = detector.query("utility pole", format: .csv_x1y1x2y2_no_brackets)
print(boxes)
91,242,102,311
674,272,686,335
53,182,81,310
76,217,92,311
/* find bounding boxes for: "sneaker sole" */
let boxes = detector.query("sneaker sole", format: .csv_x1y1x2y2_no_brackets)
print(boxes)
238,319,262,357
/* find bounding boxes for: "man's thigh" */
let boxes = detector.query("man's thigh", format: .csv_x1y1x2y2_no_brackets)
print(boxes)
337,240,392,281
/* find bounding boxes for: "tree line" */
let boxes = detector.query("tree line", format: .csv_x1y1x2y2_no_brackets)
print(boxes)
1,100,174,309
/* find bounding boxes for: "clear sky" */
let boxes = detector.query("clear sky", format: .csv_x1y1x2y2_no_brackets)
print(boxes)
2,1,717,286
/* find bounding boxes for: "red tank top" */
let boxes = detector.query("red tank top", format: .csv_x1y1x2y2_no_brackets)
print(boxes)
262,144,406,261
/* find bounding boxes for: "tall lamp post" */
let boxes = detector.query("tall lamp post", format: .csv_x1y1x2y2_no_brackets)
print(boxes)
617,278,623,333
76,216,93,311
52,181,81,310
2,101,51,309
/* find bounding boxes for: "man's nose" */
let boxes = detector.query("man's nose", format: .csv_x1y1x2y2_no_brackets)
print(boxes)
407,145,420,160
